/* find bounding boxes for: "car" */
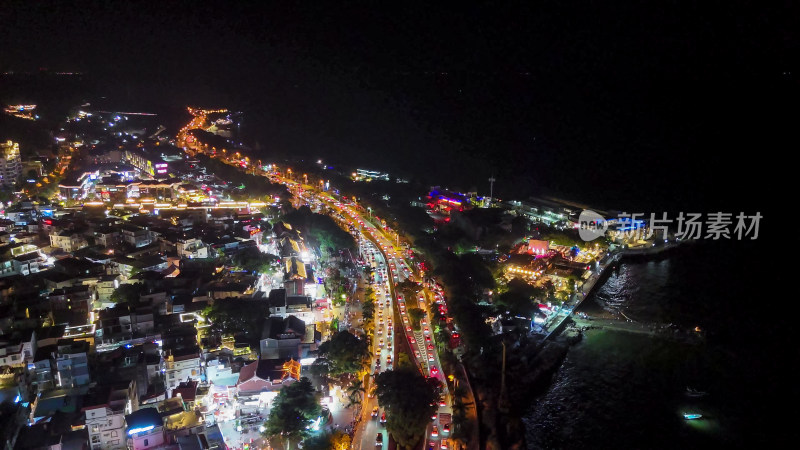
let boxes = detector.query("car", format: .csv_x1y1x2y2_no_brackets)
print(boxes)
431,426,439,438
430,366,439,376
427,442,436,450
410,336,416,343
375,350,381,357
427,344,434,351
439,398,446,407
380,411,386,424
428,353,435,362
424,327,430,334
414,350,421,358
379,339,384,347
443,423,450,434
386,356,392,364
376,433,383,446
440,442,448,449
372,406,379,417
431,412,437,421
425,335,431,343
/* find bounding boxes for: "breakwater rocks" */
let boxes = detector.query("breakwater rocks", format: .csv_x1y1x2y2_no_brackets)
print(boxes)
562,325,583,345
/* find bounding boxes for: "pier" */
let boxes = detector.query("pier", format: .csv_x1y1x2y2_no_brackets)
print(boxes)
569,316,704,343
541,241,695,344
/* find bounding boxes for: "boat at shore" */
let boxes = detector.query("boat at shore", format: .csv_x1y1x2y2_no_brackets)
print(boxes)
685,387,708,397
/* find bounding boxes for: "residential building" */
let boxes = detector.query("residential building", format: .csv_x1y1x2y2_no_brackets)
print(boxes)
176,238,207,259
120,225,153,248
164,347,201,396
50,230,89,252
0,329,36,369
0,140,22,187
236,358,300,396
259,315,319,360
83,382,135,450
125,407,165,450
55,339,91,388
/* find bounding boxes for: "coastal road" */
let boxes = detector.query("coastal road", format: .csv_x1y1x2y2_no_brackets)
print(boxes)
266,175,456,448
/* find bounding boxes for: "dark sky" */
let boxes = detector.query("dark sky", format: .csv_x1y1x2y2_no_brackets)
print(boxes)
1,1,797,213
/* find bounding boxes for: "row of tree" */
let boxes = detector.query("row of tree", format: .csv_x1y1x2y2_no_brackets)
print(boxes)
195,154,289,200
281,205,356,255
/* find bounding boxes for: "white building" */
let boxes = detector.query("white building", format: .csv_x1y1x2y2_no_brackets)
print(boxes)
164,349,202,396
49,230,89,252
83,383,136,450
0,140,22,187
0,329,36,369
120,225,154,248
176,238,208,259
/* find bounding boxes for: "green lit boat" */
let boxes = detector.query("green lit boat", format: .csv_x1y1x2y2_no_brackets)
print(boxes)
683,413,703,420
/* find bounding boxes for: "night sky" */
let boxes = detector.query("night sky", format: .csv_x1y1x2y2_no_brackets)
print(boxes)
2,1,796,214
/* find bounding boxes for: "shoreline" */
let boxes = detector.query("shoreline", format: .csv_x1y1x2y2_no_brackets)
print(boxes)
542,239,689,344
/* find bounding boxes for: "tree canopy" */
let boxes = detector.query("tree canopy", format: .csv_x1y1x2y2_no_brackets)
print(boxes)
110,283,145,304
301,430,351,450
375,368,442,449
408,307,425,331
362,296,375,324
396,280,422,302
263,377,321,448
281,206,356,254
201,298,269,341
231,247,280,275
196,154,289,200
494,278,545,317
317,330,369,377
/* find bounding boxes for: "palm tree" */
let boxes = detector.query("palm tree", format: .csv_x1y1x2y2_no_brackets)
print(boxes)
450,385,474,448
346,379,365,401
345,392,363,420
453,385,470,401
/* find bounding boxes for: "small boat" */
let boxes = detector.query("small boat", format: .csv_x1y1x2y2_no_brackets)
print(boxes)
683,413,703,420
685,387,708,397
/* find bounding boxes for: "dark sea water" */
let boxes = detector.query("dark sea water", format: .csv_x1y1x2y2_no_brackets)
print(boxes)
523,240,796,449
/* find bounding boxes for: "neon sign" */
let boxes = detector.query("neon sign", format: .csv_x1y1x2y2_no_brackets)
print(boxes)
127,425,155,435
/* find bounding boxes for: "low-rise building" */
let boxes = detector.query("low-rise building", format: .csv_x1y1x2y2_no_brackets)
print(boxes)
83,382,136,450
114,255,167,279
125,407,165,450
176,238,208,259
164,347,202,396
259,315,319,360
0,329,36,369
235,358,300,396
55,339,91,388
50,230,89,252
120,225,154,248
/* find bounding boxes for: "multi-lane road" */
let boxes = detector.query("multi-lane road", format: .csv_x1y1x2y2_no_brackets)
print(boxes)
280,178,454,449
